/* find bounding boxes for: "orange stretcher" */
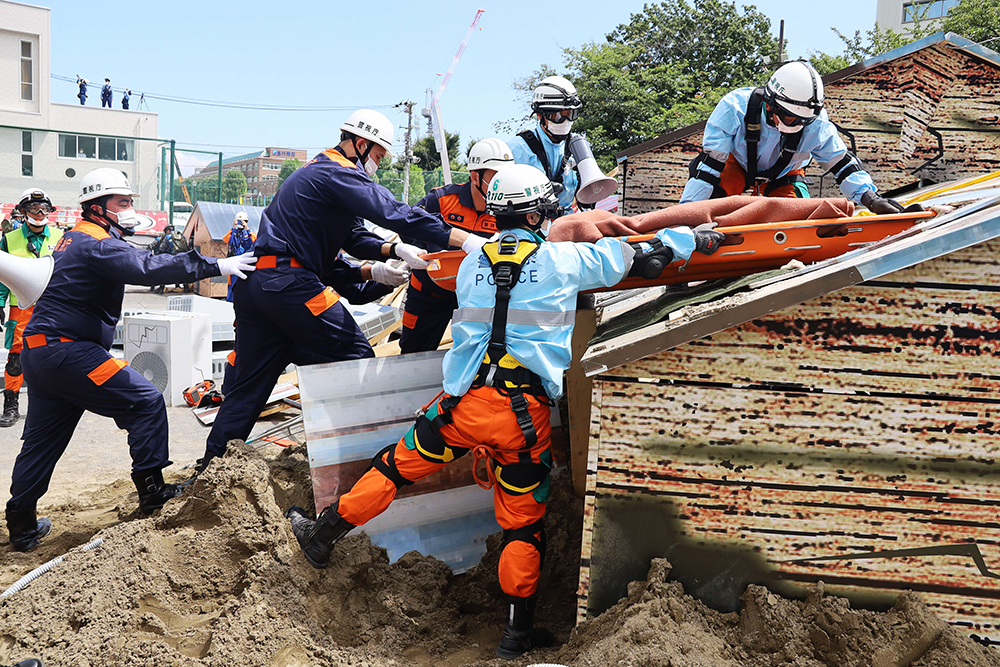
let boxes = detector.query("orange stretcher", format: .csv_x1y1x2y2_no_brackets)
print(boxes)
422,210,936,293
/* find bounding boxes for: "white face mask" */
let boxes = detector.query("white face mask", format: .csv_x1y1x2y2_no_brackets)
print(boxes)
775,118,804,134
112,208,139,230
364,158,379,178
546,118,573,137
539,219,553,238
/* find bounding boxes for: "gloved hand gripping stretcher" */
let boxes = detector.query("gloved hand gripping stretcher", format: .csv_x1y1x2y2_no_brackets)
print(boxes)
423,196,934,292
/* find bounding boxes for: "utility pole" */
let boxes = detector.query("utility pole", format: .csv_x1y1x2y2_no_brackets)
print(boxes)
395,100,418,204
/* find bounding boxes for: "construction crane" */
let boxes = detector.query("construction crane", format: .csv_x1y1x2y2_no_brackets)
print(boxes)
422,9,484,186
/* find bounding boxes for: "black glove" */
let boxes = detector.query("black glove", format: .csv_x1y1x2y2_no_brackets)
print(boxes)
0,308,5,326
694,230,726,255
628,238,675,279
861,190,904,215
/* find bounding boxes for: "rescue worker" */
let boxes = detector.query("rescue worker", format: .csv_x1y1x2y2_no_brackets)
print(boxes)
509,76,583,214
198,108,484,471
2,205,26,236
100,78,112,108
682,60,905,213
76,76,87,105
148,224,190,294
0,189,63,428
399,138,514,353
4,168,256,552
223,211,256,303
285,164,726,660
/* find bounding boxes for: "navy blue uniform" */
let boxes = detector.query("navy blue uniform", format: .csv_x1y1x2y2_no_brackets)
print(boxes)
6,221,221,513
399,182,495,354
204,147,452,457
101,83,112,108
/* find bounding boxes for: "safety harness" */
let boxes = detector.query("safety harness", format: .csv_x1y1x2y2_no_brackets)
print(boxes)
517,130,570,184
471,233,549,449
689,87,805,197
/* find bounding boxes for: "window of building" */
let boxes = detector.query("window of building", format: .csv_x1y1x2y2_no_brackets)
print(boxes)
21,131,32,177
99,137,116,161
58,134,135,161
903,0,958,22
20,41,32,101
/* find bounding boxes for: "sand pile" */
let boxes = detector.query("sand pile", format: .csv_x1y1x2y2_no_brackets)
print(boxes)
1,445,996,667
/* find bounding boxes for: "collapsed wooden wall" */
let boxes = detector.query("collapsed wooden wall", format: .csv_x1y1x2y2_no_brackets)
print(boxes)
619,43,1000,215
578,237,1000,644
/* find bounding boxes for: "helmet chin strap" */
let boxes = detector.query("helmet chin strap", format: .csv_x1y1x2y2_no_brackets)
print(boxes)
87,204,132,237
351,137,373,167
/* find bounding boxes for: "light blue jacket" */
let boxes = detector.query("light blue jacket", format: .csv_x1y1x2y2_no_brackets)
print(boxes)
442,226,696,399
681,87,876,204
509,125,580,212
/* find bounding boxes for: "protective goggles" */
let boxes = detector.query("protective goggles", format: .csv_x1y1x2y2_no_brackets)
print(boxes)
769,98,820,128
23,203,53,214
540,107,582,122
537,199,563,220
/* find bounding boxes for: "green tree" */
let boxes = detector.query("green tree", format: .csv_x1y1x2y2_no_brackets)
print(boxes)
221,170,247,203
810,11,936,73
943,0,1000,44
412,131,461,172
512,1,779,170
276,158,302,190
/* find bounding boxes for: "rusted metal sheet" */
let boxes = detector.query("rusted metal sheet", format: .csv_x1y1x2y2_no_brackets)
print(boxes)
577,236,1000,644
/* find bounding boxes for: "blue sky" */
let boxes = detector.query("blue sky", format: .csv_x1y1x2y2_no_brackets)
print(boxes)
43,0,877,173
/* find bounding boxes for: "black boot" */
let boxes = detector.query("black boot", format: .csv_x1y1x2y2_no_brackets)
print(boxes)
497,596,538,660
5,659,44,667
131,468,182,516
285,504,354,569
6,507,52,552
0,389,20,428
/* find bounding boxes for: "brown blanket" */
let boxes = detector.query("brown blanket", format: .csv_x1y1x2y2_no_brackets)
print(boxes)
547,196,855,243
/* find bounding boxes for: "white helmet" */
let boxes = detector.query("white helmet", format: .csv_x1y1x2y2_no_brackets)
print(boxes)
764,61,824,124
340,109,395,156
17,187,54,212
531,76,583,119
234,211,249,222
78,168,138,204
467,138,514,173
484,164,561,219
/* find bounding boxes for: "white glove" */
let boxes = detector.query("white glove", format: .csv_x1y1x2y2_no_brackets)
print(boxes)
693,221,718,232
394,243,429,270
461,233,487,255
370,261,409,287
217,252,257,280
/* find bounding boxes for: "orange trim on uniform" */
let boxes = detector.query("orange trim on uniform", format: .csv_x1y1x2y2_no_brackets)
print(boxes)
305,287,339,316
87,358,128,386
227,350,236,365
255,255,304,269
402,311,418,329
321,149,359,169
24,334,48,349
409,272,424,292
71,221,111,240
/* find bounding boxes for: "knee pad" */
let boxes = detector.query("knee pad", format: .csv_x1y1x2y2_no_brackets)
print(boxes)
369,444,415,490
494,460,551,503
5,352,20,377
402,413,469,465
502,519,546,565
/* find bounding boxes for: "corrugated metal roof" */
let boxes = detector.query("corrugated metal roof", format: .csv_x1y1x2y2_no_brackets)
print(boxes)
182,201,266,241
616,32,1000,161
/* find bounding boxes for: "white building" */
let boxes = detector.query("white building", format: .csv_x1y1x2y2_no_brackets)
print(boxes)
876,0,959,35
0,0,159,209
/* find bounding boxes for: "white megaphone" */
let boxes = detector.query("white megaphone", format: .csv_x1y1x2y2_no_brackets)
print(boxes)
568,134,618,205
0,251,53,308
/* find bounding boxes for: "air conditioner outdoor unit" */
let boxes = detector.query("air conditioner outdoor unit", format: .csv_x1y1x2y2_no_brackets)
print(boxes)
124,312,212,407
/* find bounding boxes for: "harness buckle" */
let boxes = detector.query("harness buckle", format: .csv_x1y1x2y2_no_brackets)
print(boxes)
509,393,538,448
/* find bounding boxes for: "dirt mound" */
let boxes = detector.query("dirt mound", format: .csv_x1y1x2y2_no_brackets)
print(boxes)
1,445,995,667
